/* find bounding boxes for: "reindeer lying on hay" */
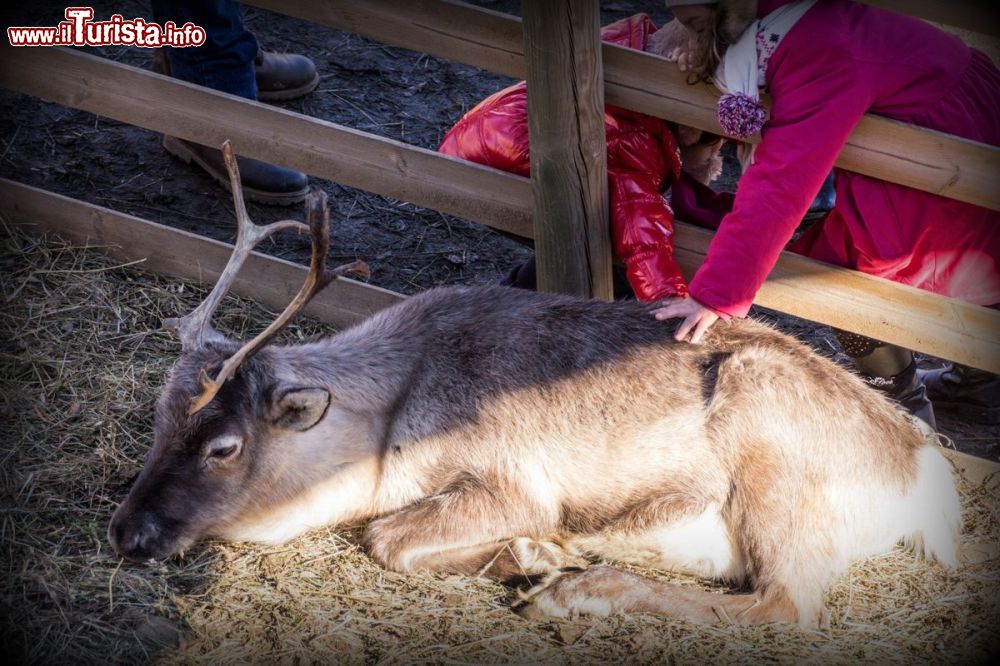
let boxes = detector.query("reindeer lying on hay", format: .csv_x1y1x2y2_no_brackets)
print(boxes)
109,142,960,628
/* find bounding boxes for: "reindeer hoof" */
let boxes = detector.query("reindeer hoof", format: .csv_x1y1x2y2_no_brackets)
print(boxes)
507,537,589,574
515,566,619,620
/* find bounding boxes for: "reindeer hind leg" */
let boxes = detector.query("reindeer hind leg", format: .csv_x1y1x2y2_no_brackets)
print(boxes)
565,499,745,583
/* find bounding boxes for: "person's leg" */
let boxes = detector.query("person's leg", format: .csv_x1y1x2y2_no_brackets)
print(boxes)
920,364,999,425
150,1,310,205
501,255,635,300
500,256,538,290
808,171,836,214
151,0,258,100
919,300,1000,425
834,331,935,429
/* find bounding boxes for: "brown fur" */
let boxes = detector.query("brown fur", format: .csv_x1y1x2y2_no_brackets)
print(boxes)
109,284,959,628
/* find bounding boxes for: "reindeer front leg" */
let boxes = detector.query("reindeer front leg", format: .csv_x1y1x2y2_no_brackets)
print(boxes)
362,475,584,583
516,566,763,624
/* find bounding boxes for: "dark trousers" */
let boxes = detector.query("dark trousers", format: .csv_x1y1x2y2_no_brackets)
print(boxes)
502,256,637,301
151,1,258,100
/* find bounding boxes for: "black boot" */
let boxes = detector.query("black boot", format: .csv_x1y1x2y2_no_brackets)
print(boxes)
162,136,309,206
499,255,636,300
835,331,936,430
152,50,310,206
919,364,1000,425
871,360,937,430
254,50,320,101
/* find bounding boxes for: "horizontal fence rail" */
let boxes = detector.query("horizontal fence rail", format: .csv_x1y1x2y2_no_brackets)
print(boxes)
0,47,996,370
0,45,534,241
672,222,1000,373
5,178,999,478
857,0,1000,37
243,0,1000,212
0,179,403,328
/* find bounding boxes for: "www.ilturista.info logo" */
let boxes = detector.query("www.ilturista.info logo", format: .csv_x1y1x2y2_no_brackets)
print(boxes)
7,7,206,47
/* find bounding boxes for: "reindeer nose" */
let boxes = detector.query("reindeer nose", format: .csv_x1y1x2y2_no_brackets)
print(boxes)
108,510,162,561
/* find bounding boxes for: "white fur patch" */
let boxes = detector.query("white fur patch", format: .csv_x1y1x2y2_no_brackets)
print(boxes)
221,460,381,544
569,505,744,581
645,507,744,579
822,444,960,569
522,464,559,509
904,446,962,567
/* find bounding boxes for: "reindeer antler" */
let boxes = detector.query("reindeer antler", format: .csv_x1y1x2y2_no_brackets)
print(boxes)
164,140,369,415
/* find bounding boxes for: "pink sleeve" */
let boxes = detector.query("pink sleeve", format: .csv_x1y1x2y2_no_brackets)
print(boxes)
689,55,874,317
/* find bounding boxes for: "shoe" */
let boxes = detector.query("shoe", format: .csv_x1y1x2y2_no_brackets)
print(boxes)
151,50,311,205
862,360,937,431
162,136,309,206
152,49,319,102
919,364,1000,425
254,50,319,101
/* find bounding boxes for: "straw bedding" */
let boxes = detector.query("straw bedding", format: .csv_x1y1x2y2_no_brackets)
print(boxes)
1,223,997,664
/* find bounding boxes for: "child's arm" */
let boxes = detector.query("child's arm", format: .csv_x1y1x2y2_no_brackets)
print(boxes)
688,53,873,317
610,166,688,301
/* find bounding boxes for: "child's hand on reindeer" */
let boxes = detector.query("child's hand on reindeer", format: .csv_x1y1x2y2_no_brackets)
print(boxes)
651,296,720,343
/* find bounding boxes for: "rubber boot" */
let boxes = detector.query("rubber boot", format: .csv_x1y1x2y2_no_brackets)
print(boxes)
919,364,1000,425
834,331,936,430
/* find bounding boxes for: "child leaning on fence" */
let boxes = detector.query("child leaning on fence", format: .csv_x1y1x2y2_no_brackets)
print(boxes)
439,13,735,304
652,0,1000,427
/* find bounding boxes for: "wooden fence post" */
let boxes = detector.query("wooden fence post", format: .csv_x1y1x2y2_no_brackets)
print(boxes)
522,0,613,300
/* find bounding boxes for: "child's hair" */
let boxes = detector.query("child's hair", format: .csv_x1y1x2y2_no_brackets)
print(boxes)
683,1,758,84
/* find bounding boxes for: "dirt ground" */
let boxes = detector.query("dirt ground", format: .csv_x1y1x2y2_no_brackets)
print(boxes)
1,1,999,663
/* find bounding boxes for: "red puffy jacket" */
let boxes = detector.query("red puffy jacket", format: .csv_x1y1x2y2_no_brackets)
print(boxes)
439,14,688,301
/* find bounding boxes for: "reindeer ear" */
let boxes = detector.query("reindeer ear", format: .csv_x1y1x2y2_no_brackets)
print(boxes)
267,386,331,431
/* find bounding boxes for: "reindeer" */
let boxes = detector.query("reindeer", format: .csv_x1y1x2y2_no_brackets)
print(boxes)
109,142,960,628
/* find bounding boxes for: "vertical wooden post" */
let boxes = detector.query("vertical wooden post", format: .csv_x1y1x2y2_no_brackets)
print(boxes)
522,0,613,300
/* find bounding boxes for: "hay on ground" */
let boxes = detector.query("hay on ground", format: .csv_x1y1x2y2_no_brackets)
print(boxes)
1,222,998,664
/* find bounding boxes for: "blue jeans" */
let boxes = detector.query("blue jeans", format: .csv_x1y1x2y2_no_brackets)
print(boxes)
809,171,836,213
151,0,258,100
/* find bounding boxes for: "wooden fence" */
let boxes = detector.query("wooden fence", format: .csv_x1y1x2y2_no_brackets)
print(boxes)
0,0,997,372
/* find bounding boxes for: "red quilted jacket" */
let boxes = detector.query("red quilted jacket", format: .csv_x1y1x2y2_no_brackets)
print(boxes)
439,14,688,301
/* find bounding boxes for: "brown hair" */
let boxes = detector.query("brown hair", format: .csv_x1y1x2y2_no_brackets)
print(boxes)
683,1,758,84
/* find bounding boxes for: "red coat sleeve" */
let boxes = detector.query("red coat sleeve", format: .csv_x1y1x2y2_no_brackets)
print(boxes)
439,15,690,302
607,112,688,302
689,44,874,317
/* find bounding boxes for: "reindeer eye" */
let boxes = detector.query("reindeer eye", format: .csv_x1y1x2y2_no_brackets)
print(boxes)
206,435,242,461
213,444,238,458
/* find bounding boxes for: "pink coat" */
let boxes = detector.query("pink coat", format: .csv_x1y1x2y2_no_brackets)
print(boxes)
691,0,1000,317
